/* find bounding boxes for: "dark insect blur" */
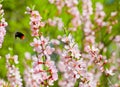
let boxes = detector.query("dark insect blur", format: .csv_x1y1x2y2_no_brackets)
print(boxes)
15,32,25,39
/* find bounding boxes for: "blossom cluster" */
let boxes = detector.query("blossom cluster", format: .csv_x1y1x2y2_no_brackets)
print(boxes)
58,34,86,87
48,0,81,31
81,0,95,51
0,79,8,87
29,36,58,86
6,54,22,87
0,4,8,48
57,35,102,87
85,46,115,76
47,17,64,30
25,7,45,36
25,7,58,87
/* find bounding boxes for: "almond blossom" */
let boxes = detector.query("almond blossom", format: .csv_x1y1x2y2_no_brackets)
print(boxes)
0,79,8,87
67,5,81,31
84,45,114,76
29,33,58,87
65,0,79,7
6,54,22,87
114,35,120,46
94,3,106,27
0,4,8,48
30,35,55,59
58,34,94,87
25,7,45,36
48,0,65,13
24,66,39,87
47,17,64,30
30,36,57,85
26,7,58,86
31,55,58,86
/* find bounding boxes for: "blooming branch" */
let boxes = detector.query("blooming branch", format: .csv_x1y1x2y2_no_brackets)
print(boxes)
0,4,8,48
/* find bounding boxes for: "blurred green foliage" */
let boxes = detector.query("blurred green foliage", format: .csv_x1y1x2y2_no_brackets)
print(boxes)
0,0,120,87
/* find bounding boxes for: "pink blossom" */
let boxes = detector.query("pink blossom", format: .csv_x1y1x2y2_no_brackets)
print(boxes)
24,66,40,87
71,16,81,27
48,0,55,4
33,58,58,86
94,3,106,27
111,11,117,17
84,45,113,75
61,34,73,43
30,34,57,86
6,54,22,87
105,69,114,76
44,46,55,55
30,38,42,53
68,6,80,17
47,18,56,26
65,43,81,59
0,79,8,87
0,4,8,48
114,35,120,42
54,0,65,13
61,34,81,59
82,0,93,19
6,54,19,64
30,35,55,59
47,17,64,30
58,34,92,87
51,39,60,45
26,7,45,36
48,0,65,13
25,52,31,60
65,0,78,7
